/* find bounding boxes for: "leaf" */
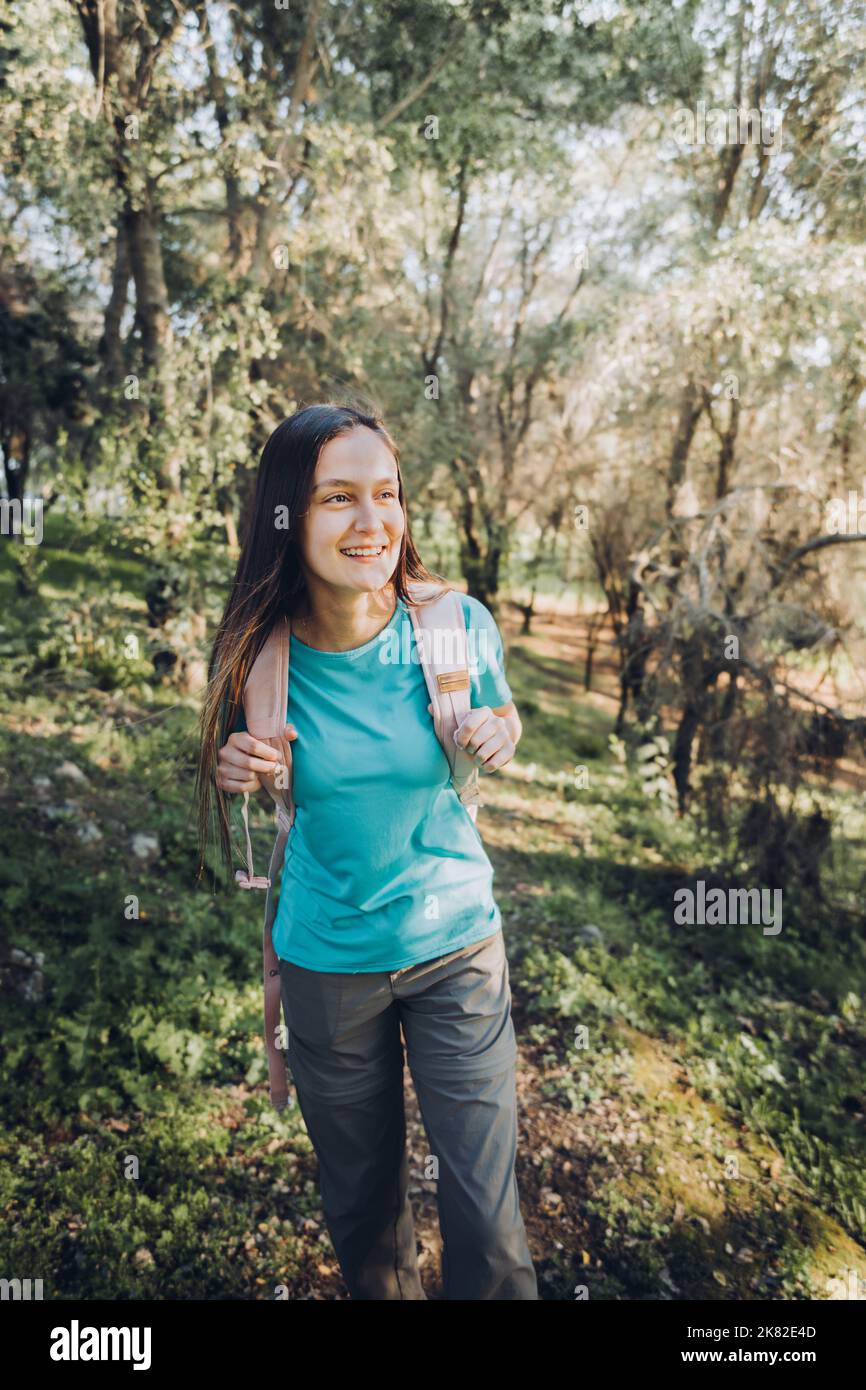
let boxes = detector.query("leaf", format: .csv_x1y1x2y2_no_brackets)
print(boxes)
636,743,660,762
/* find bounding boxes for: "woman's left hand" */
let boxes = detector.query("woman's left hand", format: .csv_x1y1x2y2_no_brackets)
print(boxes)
439,704,518,774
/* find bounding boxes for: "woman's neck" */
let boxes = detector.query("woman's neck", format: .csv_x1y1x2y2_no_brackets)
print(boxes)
294,586,398,652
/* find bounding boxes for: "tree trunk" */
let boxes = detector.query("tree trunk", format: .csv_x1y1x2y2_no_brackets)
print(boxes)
708,669,739,761
99,217,130,381
1,426,31,503
74,0,181,496
584,610,604,692
123,195,182,493
673,703,701,814
666,377,704,516
461,546,502,612
197,0,244,267
450,465,504,611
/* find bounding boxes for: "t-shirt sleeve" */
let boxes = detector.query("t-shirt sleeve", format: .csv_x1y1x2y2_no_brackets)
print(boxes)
462,594,513,709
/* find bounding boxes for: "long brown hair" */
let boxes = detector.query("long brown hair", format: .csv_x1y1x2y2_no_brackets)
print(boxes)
195,400,447,881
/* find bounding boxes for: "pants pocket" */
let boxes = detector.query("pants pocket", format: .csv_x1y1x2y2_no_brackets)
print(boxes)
278,960,345,1046
412,930,516,1081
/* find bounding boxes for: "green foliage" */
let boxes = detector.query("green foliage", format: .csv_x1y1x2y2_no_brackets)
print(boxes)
1,589,153,691
2,0,866,1303
633,734,676,812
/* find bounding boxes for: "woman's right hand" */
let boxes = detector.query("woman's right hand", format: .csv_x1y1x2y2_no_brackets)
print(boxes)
215,727,298,794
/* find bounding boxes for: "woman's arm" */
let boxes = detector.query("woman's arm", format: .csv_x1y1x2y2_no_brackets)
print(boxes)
492,699,522,756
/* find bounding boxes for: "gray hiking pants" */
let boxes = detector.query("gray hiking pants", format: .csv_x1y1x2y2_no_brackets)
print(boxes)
278,928,538,1300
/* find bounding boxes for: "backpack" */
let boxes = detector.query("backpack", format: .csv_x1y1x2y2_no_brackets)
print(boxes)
233,580,485,1112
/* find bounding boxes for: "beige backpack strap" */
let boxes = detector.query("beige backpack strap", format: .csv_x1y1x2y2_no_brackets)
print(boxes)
406,582,482,819
236,616,294,1112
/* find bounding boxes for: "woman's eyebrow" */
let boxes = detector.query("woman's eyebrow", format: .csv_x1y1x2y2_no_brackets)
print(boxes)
313,477,399,491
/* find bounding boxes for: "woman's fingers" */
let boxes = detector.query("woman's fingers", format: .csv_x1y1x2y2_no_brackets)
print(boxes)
457,716,497,757
217,774,262,793
477,742,512,772
220,727,298,775
220,748,283,775
217,726,298,792
473,730,509,769
230,728,297,750
453,711,514,773
473,728,504,758
228,731,281,762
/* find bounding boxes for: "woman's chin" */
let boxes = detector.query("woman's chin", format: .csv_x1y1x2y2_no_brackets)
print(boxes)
332,567,392,592
338,557,397,585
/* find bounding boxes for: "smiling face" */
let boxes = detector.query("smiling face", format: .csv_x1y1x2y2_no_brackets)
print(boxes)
298,425,405,599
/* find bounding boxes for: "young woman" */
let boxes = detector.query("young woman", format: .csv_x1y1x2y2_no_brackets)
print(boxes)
197,402,538,1301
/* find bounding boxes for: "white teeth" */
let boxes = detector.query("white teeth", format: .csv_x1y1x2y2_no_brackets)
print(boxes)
341,546,385,556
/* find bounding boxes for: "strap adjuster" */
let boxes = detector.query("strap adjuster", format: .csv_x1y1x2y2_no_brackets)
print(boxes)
235,869,271,890
437,669,470,693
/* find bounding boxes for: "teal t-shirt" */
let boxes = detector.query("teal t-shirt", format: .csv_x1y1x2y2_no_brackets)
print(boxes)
237,592,513,973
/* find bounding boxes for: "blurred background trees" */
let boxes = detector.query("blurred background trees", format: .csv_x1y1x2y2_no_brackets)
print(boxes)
1,0,864,873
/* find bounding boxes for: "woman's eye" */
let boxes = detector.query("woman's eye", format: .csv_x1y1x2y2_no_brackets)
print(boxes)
325,491,398,503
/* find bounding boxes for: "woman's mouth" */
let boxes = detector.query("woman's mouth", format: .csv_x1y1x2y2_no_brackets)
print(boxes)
339,544,388,562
